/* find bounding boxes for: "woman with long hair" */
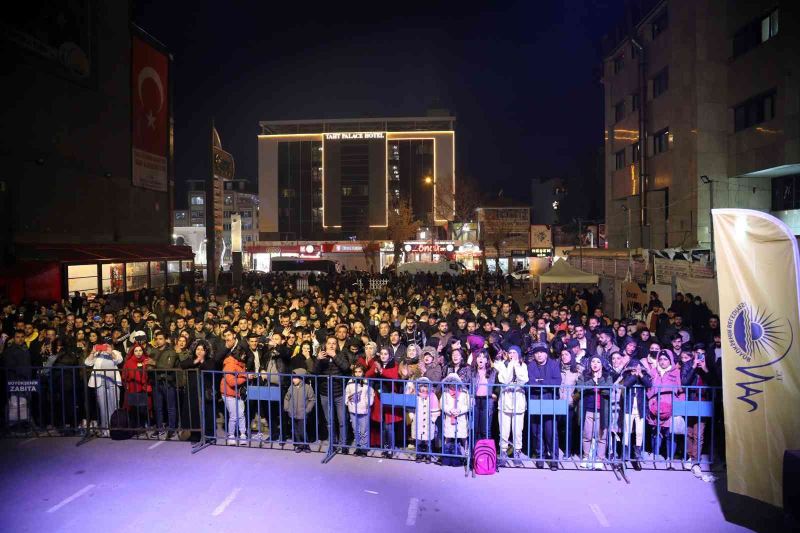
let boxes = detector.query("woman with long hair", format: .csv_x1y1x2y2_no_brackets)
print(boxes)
577,355,612,470
470,350,497,441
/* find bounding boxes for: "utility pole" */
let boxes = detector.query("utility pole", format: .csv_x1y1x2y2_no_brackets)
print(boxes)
577,217,583,270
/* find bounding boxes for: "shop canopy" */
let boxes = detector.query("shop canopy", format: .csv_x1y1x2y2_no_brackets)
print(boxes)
13,243,193,263
538,260,599,284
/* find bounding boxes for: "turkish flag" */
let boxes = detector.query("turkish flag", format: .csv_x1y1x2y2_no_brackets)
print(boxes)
132,35,168,157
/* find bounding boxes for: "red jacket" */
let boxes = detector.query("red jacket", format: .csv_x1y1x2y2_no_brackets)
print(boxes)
121,348,153,410
220,356,247,398
366,361,403,424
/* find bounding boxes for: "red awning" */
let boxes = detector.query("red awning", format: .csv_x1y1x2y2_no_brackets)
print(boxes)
14,243,194,263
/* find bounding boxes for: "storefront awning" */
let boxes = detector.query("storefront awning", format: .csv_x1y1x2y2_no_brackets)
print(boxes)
14,243,194,263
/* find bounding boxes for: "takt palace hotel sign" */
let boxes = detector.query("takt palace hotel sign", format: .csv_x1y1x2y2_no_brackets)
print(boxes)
323,132,385,140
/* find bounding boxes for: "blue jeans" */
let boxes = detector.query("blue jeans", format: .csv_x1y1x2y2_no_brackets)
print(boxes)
350,413,369,449
155,381,177,429
321,394,347,445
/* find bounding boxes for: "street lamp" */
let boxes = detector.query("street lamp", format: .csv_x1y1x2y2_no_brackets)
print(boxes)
701,175,715,258
423,176,433,185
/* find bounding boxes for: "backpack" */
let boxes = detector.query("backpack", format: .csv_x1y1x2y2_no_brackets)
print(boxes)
473,439,497,475
441,440,465,467
109,408,133,440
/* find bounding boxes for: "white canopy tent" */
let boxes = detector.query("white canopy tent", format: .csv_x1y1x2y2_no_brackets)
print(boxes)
538,260,599,285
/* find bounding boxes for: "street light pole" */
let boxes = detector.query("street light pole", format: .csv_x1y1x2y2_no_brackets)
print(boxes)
701,175,714,257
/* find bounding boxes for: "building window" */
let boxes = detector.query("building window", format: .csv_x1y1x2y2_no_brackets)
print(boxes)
101,263,125,294
614,100,625,122
125,262,149,291
342,186,353,196
174,212,187,221
733,8,779,58
631,142,641,162
67,264,98,295
223,223,231,231
613,54,624,74
150,261,166,290
653,68,668,98
652,9,668,40
772,175,800,211
631,92,640,112
281,189,295,198
653,128,670,155
190,195,204,205
167,261,180,286
615,149,626,170
734,90,776,132
224,194,233,205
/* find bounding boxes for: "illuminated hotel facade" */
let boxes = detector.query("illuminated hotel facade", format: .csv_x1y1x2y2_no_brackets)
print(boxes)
257,116,456,241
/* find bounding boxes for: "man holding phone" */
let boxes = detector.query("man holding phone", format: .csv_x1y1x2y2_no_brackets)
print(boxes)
680,342,717,476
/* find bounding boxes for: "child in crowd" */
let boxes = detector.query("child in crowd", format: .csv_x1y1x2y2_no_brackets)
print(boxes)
284,368,316,452
441,373,470,464
345,364,374,456
409,377,440,463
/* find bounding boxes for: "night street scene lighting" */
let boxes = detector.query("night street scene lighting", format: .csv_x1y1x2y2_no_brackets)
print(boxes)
1,1,799,532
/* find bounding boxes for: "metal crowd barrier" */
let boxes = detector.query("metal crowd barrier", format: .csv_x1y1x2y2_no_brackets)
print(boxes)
329,375,472,476
1,366,724,479
198,370,328,457
1,366,203,444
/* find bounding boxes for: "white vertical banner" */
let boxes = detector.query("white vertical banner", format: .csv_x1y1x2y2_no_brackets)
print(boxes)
713,209,800,507
231,214,242,253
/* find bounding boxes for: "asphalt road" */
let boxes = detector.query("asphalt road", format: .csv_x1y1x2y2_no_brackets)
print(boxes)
0,437,789,532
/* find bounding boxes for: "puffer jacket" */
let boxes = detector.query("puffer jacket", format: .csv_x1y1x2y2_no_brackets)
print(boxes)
345,379,375,415
647,366,682,427
494,359,529,414
220,355,247,398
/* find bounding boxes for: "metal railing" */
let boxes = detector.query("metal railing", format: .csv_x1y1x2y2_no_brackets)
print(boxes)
1,367,723,478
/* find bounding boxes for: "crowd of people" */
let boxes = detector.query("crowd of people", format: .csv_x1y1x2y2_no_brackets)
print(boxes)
0,269,721,475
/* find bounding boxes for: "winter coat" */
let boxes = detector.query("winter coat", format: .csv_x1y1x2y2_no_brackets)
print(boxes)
646,366,682,427
526,358,561,399
576,373,613,415
618,358,652,415
122,354,153,409
283,380,316,419
220,355,247,398
313,351,351,396
410,392,440,441
366,361,403,424
2,342,32,380
444,363,472,384
85,350,123,387
442,388,470,439
494,360,529,414
560,365,580,407
345,379,375,415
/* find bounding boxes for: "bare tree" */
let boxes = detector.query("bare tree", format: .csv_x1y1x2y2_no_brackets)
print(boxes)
386,198,422,266
481,207,528,273
438,176,484,241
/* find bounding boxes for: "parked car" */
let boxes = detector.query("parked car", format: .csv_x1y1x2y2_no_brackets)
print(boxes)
510,267,531,281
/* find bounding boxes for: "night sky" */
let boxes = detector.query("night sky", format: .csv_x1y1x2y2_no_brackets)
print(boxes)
133,1,624,211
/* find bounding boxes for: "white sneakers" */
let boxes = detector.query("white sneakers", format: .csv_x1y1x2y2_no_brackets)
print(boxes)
578,458,606,470
691,464,703,477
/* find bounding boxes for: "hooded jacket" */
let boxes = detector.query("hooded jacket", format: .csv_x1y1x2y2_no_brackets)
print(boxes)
283,378,316,419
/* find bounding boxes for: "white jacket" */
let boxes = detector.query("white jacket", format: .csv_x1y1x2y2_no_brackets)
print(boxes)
442,390,470,439
85,350,123,387
410,393,440,440
494,359,528,414
345,379,375,415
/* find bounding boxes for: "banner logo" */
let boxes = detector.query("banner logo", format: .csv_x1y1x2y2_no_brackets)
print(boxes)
727,302,792,412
